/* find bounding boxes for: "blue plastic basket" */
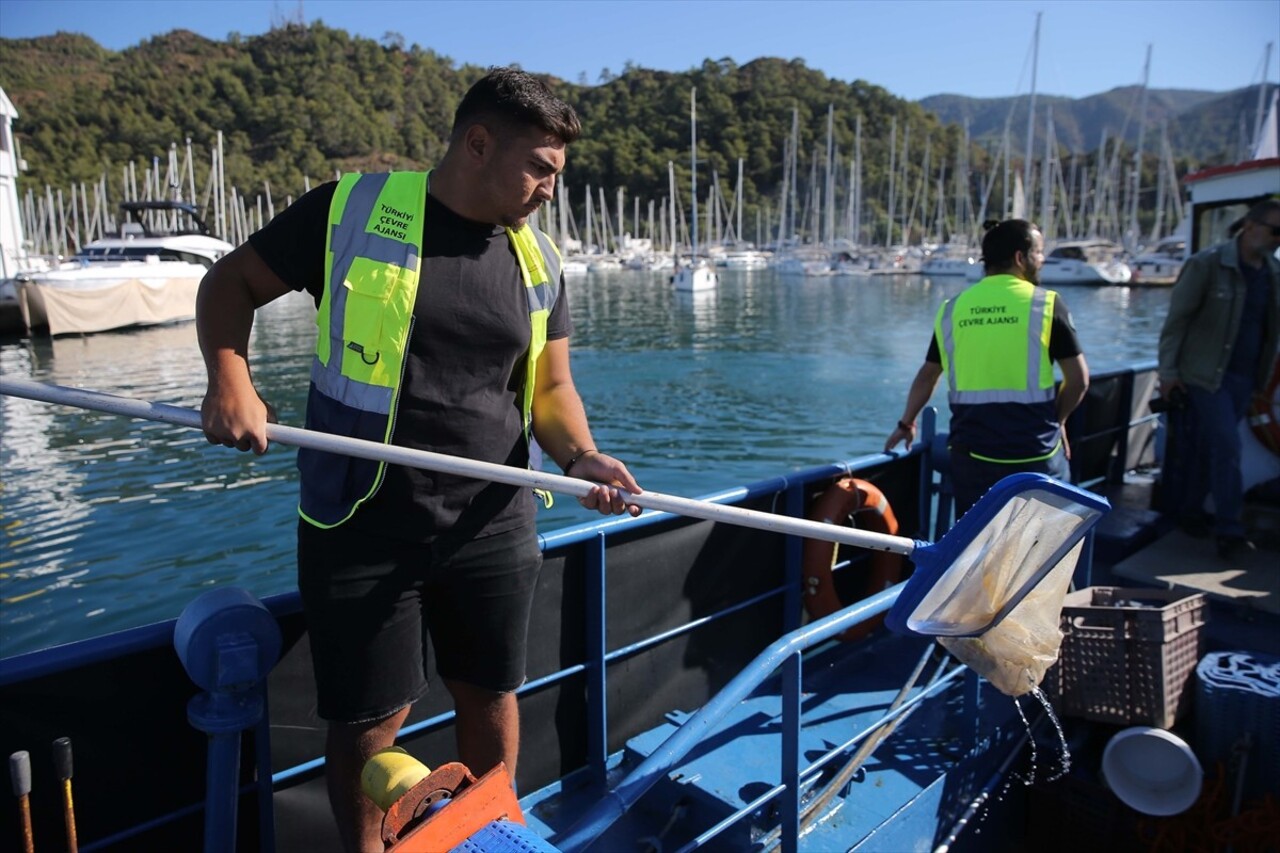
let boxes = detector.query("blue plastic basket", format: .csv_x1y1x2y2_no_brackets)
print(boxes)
1194,650,1280,805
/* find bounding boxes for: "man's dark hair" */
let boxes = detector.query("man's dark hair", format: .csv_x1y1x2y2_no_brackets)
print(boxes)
981,219,1039,272
1244,198,1280,224
452,66,581,144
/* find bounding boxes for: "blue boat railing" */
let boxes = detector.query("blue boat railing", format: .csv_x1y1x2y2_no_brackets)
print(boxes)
551,582,970,852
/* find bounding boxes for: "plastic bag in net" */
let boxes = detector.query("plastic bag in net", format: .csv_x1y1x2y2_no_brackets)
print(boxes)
938,538,1082,697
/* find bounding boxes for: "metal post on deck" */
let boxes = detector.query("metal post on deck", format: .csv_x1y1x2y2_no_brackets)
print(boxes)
173,587,282,853
585,532,609,792
780,653,803,852
784,483,806,633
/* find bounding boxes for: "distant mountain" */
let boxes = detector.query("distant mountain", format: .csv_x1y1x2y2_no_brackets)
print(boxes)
920,85,1270,164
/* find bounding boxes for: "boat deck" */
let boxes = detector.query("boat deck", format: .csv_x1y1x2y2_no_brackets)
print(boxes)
1112,527,1279,615
522,634,1029,852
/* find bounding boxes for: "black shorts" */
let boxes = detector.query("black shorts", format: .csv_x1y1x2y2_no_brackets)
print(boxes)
297,519,543,723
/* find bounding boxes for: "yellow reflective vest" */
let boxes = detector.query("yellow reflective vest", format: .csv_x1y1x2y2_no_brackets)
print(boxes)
935,274,1060,462
298,171,562,528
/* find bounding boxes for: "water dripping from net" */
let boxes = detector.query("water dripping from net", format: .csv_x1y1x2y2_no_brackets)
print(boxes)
952,680,1074,842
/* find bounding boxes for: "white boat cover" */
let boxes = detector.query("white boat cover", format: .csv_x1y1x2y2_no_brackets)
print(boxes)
19,276,200,335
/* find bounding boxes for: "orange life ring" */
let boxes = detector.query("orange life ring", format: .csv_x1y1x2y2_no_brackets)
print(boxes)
1248,358,1280,455
802,477,905,641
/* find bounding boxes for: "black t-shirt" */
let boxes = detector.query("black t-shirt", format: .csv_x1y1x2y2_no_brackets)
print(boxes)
249,181,573,541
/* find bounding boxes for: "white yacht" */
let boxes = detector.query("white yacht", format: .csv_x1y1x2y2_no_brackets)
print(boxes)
720,249,771,270
1039,239,1133,286
772,253,835,277
13,201,233,335
1129,236,1186,286
921,253,979,278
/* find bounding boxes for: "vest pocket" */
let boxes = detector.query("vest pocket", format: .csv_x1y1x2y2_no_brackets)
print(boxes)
341,257,415,388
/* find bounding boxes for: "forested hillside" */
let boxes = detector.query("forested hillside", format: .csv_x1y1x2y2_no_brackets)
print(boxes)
0,23,1254,246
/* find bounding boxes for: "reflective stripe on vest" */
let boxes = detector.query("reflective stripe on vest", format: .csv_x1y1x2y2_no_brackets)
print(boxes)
313,171,422,414
508,224,562,446
937,274,1056,406
299,170,560,528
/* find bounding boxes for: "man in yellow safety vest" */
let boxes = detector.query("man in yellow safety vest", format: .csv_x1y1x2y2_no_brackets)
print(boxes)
197,67,641,852
884,219,1090,519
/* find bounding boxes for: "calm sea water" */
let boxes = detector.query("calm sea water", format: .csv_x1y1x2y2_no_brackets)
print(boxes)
0,270,1170,656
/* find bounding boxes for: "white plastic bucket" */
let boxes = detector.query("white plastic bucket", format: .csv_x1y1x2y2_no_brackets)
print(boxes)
1101,726,1203,816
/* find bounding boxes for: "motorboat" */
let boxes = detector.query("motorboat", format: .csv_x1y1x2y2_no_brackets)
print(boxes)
921,252,979,278
1129,235,1186,286
13,200,233,336
772,253,834,277
1039,239,1133,286
831,250,873,275
865,246,924,276
560,256,589,276
719,249,771,270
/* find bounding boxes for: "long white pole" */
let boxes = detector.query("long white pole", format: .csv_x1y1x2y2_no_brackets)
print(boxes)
0,378,914,555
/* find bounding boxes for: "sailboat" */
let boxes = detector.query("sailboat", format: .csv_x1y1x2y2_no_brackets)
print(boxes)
673,88,718,292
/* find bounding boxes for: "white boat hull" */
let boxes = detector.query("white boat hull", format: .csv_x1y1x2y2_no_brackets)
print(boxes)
1038,258,1133,286
16,260,206,335
921,258,978,277
1130,259,1182,285
672,265,718,292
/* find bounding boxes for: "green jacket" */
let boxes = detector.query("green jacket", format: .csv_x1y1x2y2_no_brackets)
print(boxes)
1158,238,1280,393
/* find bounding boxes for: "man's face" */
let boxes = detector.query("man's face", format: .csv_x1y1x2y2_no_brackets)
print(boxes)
1019,229,1046,286
476,126,566,228
1241,210,1280,259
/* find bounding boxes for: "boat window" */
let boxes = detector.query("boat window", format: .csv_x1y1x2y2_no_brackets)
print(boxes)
179,252,215,269
1192,194,1278,253
1194,202,1249,253
73,246,211,267
1051,246,1085,261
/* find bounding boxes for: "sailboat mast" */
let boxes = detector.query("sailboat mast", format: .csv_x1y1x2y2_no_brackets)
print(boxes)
1042,105,1054,238
783,106,793,242
690,88,699,262
736,158,744,246
668,160,678,261
1022,11,1041,207
854,114,862,245
824,104,835,246
1129,44,1152,245
1250,42,1274,157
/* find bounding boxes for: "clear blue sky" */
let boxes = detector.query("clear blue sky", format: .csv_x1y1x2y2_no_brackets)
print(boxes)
0,0,1276,100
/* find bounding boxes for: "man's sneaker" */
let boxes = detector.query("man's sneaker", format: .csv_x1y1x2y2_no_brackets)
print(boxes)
1216,535,1257,561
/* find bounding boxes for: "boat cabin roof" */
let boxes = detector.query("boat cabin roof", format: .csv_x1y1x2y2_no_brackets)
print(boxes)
120,200,215,238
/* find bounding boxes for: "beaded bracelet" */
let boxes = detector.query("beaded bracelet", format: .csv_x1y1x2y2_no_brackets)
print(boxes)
564,448,597,475
898,420,915,432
